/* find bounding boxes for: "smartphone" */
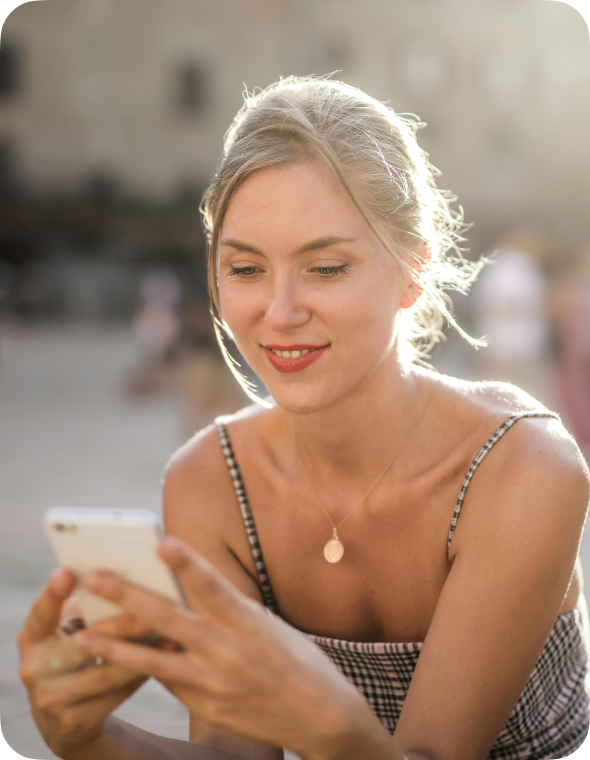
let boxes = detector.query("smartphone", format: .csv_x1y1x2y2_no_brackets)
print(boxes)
44,507,187,626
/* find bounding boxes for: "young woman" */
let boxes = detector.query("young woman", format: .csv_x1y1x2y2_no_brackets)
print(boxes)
19,77,590,760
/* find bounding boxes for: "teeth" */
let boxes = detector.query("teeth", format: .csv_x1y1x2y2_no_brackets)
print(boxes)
271,348,312,358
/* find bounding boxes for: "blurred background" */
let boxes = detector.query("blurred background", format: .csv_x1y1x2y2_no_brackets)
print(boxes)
1,0,589,757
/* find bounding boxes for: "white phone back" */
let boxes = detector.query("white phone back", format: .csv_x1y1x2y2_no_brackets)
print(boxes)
45,507,185,626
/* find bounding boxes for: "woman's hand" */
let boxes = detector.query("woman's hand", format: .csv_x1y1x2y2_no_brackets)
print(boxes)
18,569,148,758
70,538,390,760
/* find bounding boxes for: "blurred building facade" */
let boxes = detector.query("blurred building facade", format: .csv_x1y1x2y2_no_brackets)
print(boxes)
0,0,588,245
0,0,589,413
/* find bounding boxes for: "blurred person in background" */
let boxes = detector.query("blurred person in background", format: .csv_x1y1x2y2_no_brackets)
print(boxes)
124,268,182,396
550,248,590,457
125,272,248,435
135,269,183,360
173,300,249,436
470,227,554,406
18,78,589,760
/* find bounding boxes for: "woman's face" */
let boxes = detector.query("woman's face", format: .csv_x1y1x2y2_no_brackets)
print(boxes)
218,160,416,414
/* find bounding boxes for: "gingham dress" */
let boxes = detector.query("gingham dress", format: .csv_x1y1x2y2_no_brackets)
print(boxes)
215,412,590,759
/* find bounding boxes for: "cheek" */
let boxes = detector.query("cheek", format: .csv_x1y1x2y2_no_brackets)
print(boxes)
334,279,399,344
218,286,255,331
218,287,263,365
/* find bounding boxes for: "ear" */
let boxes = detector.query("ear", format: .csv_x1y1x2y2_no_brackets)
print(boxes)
399,242,430,310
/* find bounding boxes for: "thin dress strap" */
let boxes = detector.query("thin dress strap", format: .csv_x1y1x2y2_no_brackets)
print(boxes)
214,418,279,613
447,411,561,555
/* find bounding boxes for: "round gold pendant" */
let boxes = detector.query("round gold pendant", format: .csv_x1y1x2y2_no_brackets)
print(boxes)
324,537,344,563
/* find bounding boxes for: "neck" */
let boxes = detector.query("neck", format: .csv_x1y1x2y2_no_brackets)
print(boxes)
287,352,431,490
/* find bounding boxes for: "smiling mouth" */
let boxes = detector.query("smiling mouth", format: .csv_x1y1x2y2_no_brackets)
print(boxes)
262,344,330,373
268,348,316,358
263,344,329,359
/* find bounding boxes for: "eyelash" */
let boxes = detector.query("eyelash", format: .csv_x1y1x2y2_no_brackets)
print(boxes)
228,264,350,279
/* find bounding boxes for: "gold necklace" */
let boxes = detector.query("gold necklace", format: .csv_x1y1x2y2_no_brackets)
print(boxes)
293,384,435,563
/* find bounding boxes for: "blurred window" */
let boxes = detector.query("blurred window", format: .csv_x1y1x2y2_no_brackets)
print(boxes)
175,61,208,115
0,39,20,101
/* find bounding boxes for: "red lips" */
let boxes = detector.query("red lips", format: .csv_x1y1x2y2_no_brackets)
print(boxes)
263,344,329,373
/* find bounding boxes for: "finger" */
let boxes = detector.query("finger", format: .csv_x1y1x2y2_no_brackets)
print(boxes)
59,597,86,637
56,683,144,736
19,570,78,649
21,637,94,685
90,615,181,651
60,595,82,623
82,572,208,650
60,618,86,637
92,614,153,641
159,538,259,625
72,630,199,685
37,661,146,702
80,681,144,712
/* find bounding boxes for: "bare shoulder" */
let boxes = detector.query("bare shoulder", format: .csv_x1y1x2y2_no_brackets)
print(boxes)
474,378,555,415
427,371,550,417
164,402,272,494
465,378,587,484
432,372,575,442
163,403,272,601
446,378,589,561
423,371,589,530
481,409,589,515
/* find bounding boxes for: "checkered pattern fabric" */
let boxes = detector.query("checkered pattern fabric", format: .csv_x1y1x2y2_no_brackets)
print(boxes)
215,413,589,758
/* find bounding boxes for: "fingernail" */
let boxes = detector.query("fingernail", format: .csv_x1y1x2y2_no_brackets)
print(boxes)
73,630,95,651
49,568,73,595
161,538,185,561
85,571,110,593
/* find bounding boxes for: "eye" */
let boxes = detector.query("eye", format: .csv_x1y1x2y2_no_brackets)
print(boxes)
310,264,350,279
229,265,260,278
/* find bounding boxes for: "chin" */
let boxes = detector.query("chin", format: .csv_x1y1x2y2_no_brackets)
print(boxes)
264,380,346,415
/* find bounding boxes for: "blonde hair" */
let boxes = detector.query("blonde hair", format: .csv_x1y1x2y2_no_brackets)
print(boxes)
201,76,484,405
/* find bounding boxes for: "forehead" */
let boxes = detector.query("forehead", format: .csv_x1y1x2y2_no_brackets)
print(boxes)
221,160,373,244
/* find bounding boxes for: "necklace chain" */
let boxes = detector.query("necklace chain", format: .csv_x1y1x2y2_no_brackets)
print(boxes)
293,384,435,561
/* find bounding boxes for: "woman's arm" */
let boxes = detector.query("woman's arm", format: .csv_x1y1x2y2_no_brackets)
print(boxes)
393,417,589,760
57,716,251,760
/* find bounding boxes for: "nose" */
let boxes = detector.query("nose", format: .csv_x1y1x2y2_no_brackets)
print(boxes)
263,273,311,333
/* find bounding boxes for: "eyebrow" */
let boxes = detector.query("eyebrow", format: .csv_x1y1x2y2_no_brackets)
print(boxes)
219,236,355,257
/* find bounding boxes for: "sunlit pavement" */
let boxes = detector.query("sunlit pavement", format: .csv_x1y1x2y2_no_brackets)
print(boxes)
1,324,588,760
